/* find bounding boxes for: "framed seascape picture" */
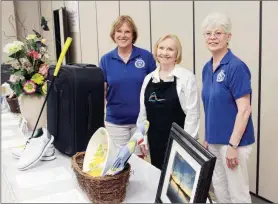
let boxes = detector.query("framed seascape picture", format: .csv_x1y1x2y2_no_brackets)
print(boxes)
155,123,216,203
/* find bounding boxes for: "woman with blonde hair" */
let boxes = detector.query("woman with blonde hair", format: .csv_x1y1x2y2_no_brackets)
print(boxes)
201,12,255,203
137,34,200,169
99,15,156,157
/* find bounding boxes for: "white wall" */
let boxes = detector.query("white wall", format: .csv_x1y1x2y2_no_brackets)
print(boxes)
95,1,119,62
259,2,278,202
14,1,41,41
2,1,17,63
120,1,151,51
2,1,277,202
79,1,98,64
150,1,194,72
40,1,56,64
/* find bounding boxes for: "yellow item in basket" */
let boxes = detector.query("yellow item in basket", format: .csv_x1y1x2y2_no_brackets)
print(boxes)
87,144,108,177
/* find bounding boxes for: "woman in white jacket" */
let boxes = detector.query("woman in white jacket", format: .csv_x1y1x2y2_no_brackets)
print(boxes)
137,34,200,170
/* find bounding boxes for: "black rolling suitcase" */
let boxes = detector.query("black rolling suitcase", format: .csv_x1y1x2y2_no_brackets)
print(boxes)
47,64,104,156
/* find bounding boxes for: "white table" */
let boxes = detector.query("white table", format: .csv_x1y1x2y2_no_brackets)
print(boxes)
1,111,161,203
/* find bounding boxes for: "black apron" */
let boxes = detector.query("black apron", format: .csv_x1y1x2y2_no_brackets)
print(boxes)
145,76,186,170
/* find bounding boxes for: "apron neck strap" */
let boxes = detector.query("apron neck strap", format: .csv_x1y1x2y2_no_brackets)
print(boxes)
151,76,177,83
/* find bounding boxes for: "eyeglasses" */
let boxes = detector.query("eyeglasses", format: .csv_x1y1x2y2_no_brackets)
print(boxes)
203,31,226,39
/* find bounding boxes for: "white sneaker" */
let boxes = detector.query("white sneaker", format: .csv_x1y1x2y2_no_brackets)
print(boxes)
17,129,55,171
12,143,56,161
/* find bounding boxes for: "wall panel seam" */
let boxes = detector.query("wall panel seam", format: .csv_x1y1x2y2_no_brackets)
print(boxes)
38,1,42,35
192,1,196,75
256,0,262,196
12,0,18,40
77,1,82,63
118,1,120,16
95,1,100,63
50,1,56,62
149,1,152,53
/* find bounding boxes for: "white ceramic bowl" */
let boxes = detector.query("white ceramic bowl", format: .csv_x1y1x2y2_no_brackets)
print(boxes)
82,127,119,176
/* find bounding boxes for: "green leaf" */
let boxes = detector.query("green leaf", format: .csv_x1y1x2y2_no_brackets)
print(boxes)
14,70,24,76
9,83,23,97
9,50,25,59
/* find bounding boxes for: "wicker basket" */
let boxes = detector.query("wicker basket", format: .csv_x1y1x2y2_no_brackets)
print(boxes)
71,152,131,204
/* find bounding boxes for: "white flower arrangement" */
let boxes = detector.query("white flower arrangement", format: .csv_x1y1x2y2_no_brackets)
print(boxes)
2,34,50,96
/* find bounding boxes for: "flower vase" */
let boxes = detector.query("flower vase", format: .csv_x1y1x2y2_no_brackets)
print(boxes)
18,94,47,131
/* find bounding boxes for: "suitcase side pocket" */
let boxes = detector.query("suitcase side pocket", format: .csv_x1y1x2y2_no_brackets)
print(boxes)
47,81,58,137
58,89,63,137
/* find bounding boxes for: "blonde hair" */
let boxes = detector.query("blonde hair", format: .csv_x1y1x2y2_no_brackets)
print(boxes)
153,34,182,64
201,12,232,33
110,15,138,44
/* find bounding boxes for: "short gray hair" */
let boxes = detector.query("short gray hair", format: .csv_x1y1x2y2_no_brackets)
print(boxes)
201,12,232,33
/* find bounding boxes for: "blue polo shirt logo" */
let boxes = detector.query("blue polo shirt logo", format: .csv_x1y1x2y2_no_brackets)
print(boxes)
216,69,225,82
135,58,145,68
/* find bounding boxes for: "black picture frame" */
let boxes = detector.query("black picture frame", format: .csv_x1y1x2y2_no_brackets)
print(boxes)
53,7,71,64
155,122,216,203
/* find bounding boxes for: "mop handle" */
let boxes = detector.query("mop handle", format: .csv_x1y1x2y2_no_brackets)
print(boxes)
29,37,72,138
54,37,73,76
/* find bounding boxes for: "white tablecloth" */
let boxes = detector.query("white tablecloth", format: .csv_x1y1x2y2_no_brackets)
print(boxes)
1,111,161,203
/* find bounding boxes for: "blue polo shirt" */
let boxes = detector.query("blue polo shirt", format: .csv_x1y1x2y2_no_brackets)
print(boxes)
99,45,156,125
202,49,255,146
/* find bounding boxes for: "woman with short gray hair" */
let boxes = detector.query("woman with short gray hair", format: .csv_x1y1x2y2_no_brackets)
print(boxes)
201,12,255,203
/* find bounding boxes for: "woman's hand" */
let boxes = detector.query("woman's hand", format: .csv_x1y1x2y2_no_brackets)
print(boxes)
139,144,148,157
203,140,208,149
226,146,239,170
